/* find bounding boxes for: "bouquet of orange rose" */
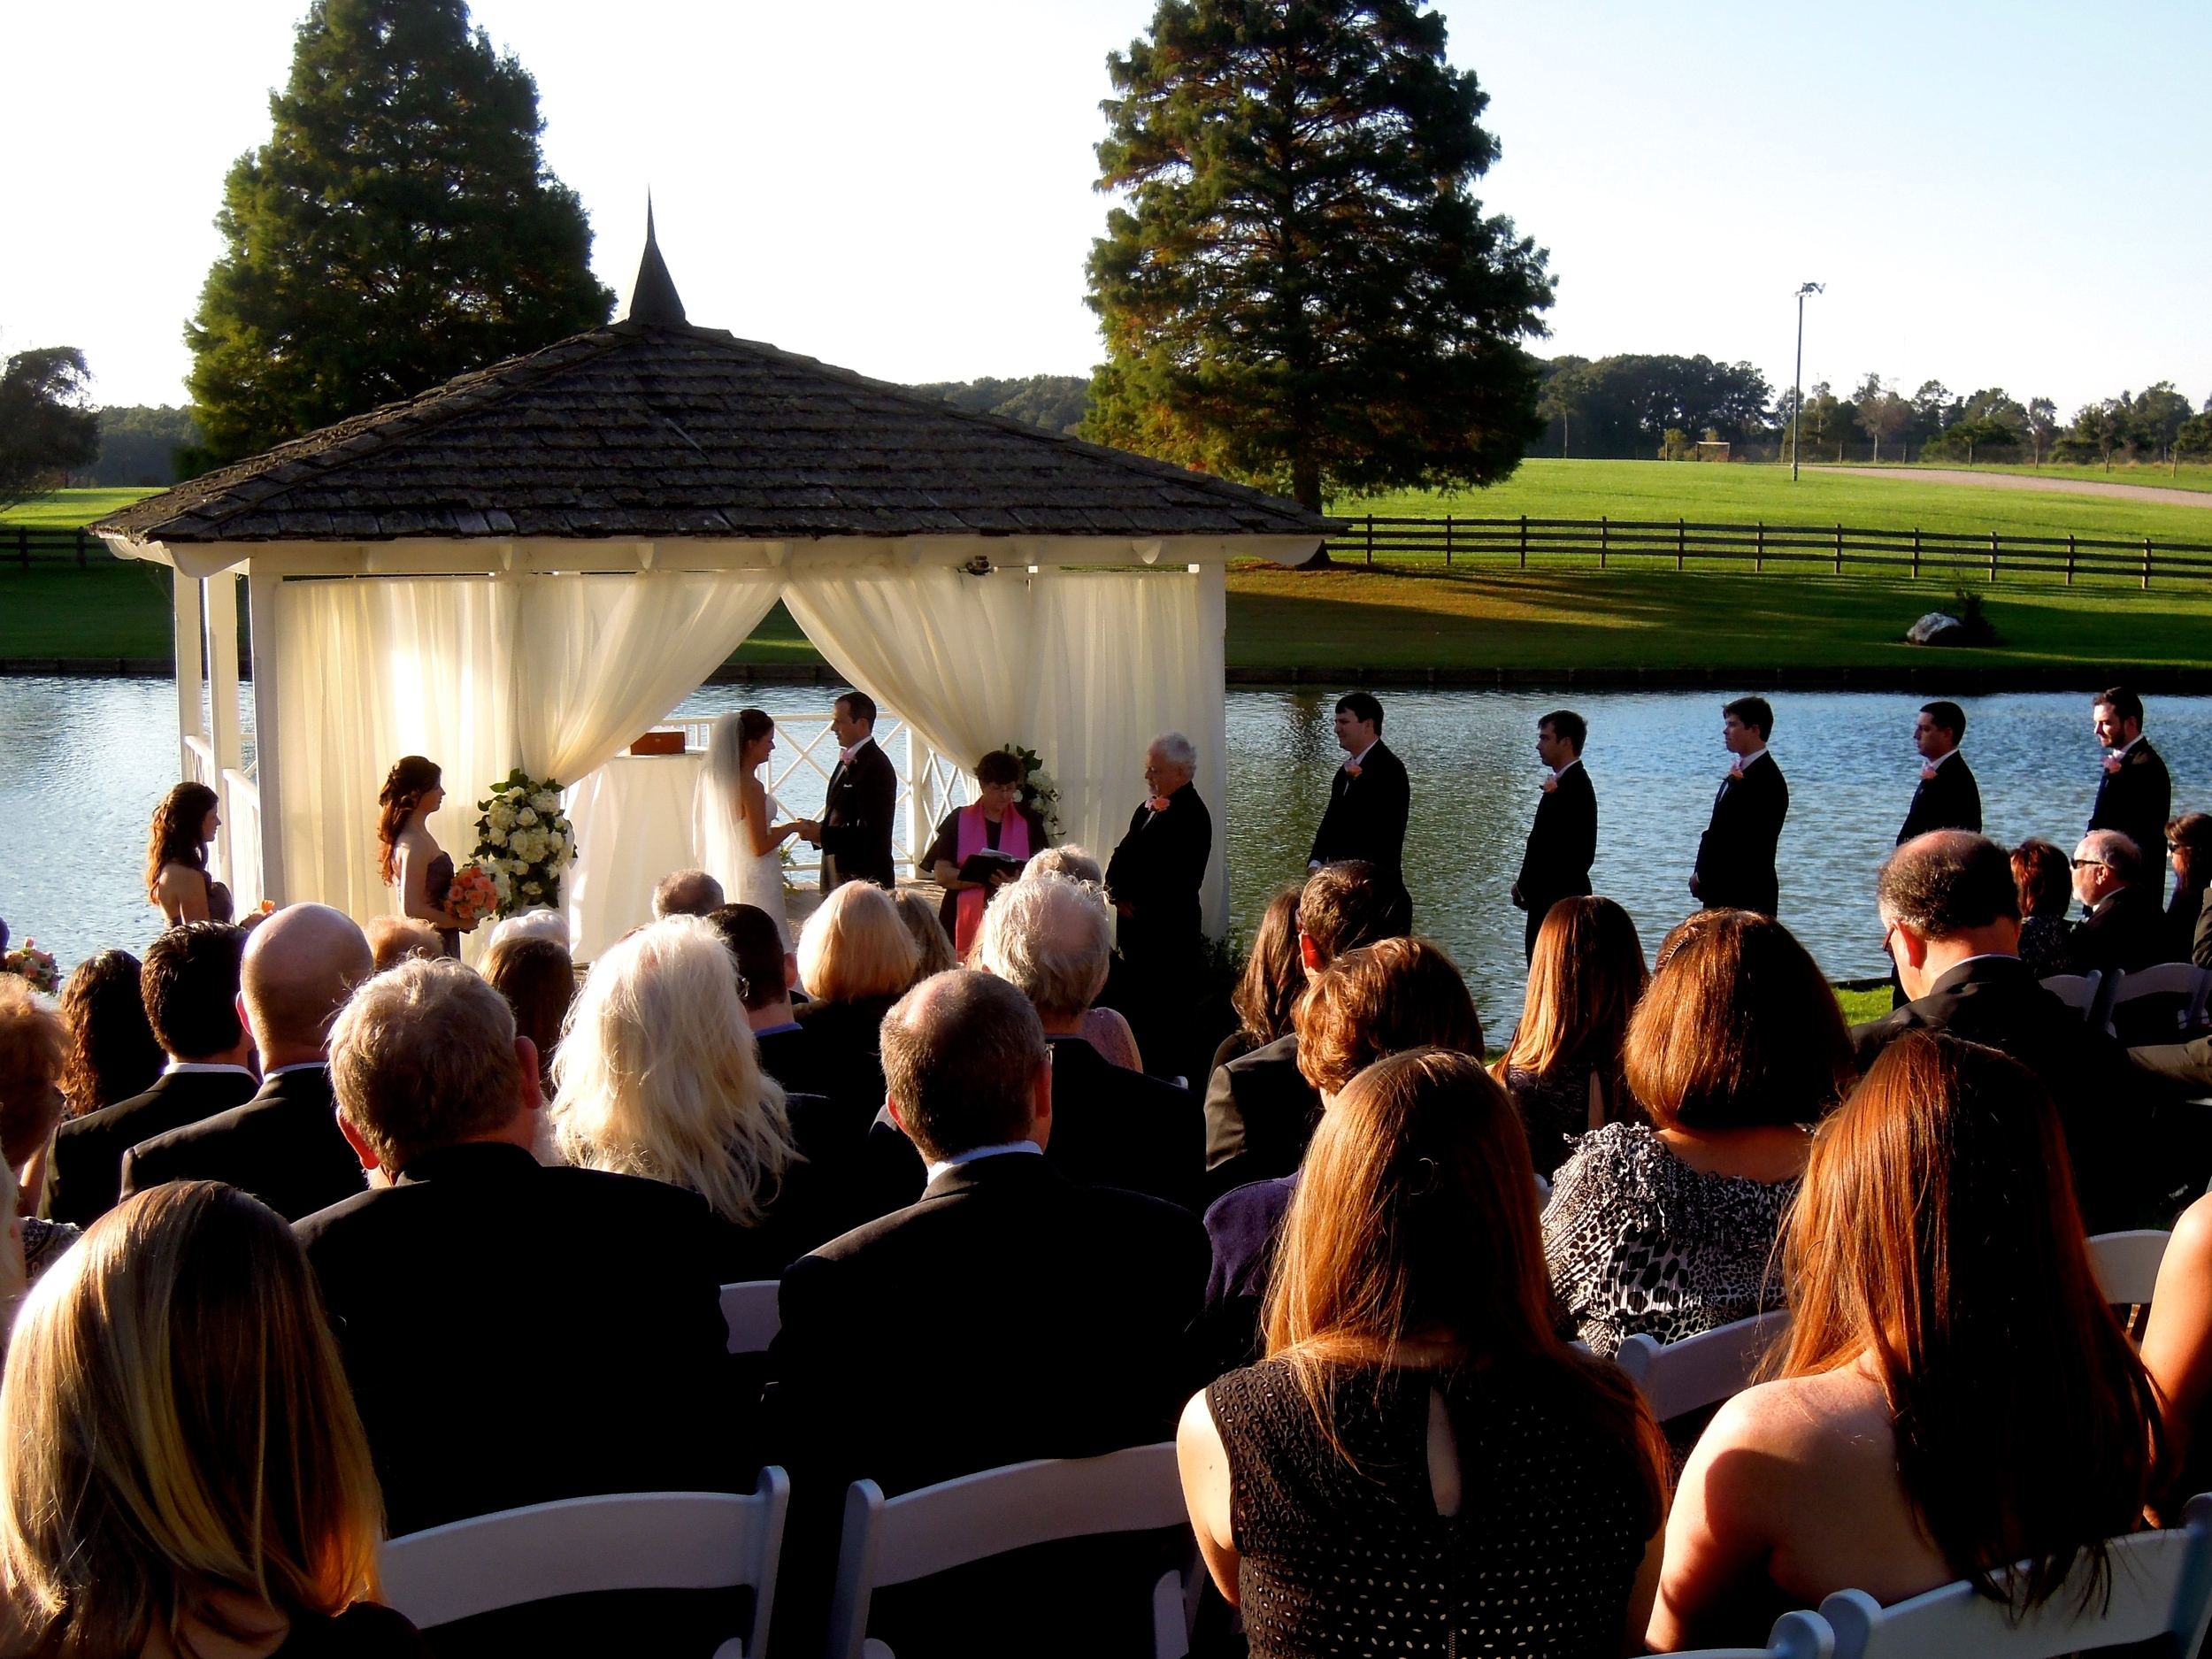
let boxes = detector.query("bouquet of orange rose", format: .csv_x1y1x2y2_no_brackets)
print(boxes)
445,864,501,931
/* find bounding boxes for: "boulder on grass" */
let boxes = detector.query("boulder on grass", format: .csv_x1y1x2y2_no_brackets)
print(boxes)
1907,612,1966,647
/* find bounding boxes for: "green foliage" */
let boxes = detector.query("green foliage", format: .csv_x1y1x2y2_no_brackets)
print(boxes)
910,375,1090,434
1921,414,2024,464
183,0,614,469
1538,354,1771,458
0,349,100,511
2178,412,2212,462
2055,383,2200,468
1084,0,1553,512
88,406,202,487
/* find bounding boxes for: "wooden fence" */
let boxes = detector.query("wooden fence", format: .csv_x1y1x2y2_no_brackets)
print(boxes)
3,527,104,569
1323,515,2212,588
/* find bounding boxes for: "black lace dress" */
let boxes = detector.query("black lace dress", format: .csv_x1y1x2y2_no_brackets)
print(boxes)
1207,1358,1652,1658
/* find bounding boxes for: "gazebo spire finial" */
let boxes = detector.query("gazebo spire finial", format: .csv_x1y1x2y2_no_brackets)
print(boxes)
624,195,687,326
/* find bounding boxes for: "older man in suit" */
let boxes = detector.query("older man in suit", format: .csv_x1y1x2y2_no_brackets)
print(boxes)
1104,732,1214,1083
1691,695,1789,918
1512,709,1598,960
121,903,373,1221
2091,686,2172,895
801,690,896,889
1307,691,1410,887
2068,828,2172,977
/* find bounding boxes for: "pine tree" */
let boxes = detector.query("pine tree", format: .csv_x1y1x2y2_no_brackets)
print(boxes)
184,0,614,468
1084,0,1552,519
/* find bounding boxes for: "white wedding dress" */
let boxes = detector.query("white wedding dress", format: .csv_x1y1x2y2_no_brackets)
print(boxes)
695,772,792,949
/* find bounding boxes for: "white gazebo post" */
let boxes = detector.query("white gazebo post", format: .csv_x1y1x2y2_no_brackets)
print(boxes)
246,567,287,907
173,571,204,779
204,571,243,887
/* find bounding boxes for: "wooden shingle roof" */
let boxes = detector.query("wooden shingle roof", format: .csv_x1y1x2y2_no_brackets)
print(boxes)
96,322,1325,545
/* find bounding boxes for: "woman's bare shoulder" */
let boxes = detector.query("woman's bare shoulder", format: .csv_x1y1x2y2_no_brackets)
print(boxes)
1707,1367,1892,1464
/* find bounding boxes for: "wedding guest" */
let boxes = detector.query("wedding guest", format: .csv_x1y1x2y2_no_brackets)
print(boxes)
1028,844,1103,885
2141,1187,2212,1514
145,780,233,925
552,916,843,1277
485,905,571,954
484,933,576,1094
1545,909,1852,1357
651,868,726,919
889,887,960,981
2091,685,2172,895
1184,1050,1666,1657
301,958,737,1538
709,902,805,1074
375,755,476,956
1896,700,1981,841
2009,837,2076,980
120,905,374,1223
2066,827,2170,976
45,923,254,1230
926,749,1046,956
1010,857,1146,1070
0,1182,417,1658
1691,696,1788,917
54,948,162,1118
1203,861,1409,1202
1208,885,1305,1080
2166,812,2212,966
1650,1033,2162,1649
700,708,803,948
795,881,919,1134
803,691,896,891
0,979,81,1279
1305,692,1410,888
365,915,444,972
1496,895,1649,1180
771,971,1209,1656
1512,709,1598,960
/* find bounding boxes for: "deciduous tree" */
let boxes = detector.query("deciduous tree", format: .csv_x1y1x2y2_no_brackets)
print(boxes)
0,348,100,511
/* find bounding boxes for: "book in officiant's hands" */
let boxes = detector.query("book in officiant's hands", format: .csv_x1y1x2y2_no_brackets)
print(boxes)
957,849,1028,887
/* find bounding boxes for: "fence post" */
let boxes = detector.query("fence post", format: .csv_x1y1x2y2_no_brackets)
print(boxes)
1364,513,1373,569
14,526,25,572
74,529,88,569
1912,529,1920,580
1677,517,1685,572
1444,514,1453,568
2144,537,2153,590
1833,523,1842,575
1600,515,1608,570
1518,515,1527,570
2067,534,2075,585
1755,521,1764,572
1989,530,1998,582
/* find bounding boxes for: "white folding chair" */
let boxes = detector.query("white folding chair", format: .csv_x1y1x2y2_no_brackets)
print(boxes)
2039,971,2102,1021
379,1471,790,1658
2112,963,2212,1036
1670,1609,1835,1659
1821,1491,2212,1659
826,1442,1195,1659
2086,1229,2172,1305
722,1279,780,1355
1614,1310,1792,1423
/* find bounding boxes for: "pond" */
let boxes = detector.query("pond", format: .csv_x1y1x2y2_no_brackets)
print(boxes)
3,678,2201,1033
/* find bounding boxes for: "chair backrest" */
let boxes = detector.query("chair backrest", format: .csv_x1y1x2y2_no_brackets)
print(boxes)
826,1443,1192,1659
1821,1492,2212,1659
379,1470,789,1655
1668,1609,1836,1659
722,1279,780,1355
2086,1229,2172,1305
2039,972,2101,1019
2110,962,2207,1006
1614,1310,1792,1423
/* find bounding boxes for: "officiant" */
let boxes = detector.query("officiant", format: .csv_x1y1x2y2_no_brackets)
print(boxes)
926,749,1048,956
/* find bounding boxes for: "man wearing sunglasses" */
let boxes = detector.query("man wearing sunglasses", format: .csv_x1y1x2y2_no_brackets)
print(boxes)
2067,829,2171,978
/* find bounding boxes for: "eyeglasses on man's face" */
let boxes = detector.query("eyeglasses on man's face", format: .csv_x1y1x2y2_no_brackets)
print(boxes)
2071,857,2108,871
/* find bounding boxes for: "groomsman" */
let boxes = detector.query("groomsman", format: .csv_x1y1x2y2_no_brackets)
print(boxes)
1690,695,1788,917
1307,692,1410,887
802,692,896,889
1511,709,1597,960
2090,686,2172,894
1897,701,1982,843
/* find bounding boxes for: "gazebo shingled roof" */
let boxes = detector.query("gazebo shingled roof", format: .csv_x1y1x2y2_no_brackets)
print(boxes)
96,322,1326,547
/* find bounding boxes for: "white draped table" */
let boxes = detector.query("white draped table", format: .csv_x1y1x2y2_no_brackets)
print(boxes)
563,753,709,962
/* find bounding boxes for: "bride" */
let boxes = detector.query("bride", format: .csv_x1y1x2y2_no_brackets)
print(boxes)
699,710,803,948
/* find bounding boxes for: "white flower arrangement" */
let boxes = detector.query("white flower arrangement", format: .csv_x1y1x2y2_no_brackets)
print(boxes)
1003,744,1064,841
469,769,578,917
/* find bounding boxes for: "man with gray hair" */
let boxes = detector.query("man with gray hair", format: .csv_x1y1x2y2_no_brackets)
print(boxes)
2067,828,2170,977
652,867,726,919
1104,731,1213,1080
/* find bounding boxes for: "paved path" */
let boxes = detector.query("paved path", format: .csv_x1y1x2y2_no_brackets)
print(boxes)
1812,466,2212,509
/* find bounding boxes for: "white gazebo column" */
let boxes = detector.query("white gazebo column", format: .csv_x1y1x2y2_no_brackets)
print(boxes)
1196,559,1230,938
204,571,243,887
246,569,288,907
172,571,204,777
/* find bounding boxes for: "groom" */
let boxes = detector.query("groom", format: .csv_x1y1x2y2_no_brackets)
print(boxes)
803,691,896,890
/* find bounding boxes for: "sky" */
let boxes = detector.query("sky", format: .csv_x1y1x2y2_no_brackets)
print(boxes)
2,1,2204,416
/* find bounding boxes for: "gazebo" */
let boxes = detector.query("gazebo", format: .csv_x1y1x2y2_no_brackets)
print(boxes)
94,227,1327,951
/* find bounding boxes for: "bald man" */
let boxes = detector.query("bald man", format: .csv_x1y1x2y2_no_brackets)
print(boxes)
122,903,375,1220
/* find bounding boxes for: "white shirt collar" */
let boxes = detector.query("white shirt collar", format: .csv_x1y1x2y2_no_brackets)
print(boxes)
1554,756,1583,777
267,1060,328,1078
163,1062,257,1079
1924,746,1961,770
1733,746,1767,770
924,1140,1042,1187
1347,740,1378,769
2111,734,2145,759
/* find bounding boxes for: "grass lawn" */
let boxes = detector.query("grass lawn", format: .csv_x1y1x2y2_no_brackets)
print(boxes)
1834,985,1891,1025
0,561,175,657
0,488,161,528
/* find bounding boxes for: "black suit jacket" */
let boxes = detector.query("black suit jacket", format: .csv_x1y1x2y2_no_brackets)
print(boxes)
2071,883,2176,978
1200,1033,1322,1205
2091,738,2173,888
1851,956,2184,1233
119,1064,366,1222
818,737,897,889
1694,750,1789,917
1307,741,1410,879
1103,782,1212,965
769,1154,1209,1655
1898,751,1983,844
296,1141,739,1538
1515,762,1597,918
46,1067,259,1227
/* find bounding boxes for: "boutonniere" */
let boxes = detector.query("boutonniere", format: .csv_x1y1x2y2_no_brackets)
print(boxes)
2104,755,2124,775
1343,763,1363,779
1540,773,1558,795
1726,767,1745,783
1147,795,1171,813
1919,764,1939,782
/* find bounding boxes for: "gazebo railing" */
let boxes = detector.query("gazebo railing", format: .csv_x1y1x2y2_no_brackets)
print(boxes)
181,733,265,910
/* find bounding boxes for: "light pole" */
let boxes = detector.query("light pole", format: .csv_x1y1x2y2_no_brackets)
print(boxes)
1790,281,1824,480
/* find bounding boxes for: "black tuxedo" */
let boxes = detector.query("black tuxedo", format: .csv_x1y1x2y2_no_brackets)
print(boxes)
818,736,897,890
1694,749,1789,917
1897,750,1982,844
2091,738,2173,890
1104,782,1212,967
296,1141,739,1539
769,1153,1209,1656
1200,1033,1322,1206
1852,956,2204,1232
119,1064,366,1222
2070,882,2176,978
1514,761,1597,958
1307,740,1410,880
46,1066,258,1228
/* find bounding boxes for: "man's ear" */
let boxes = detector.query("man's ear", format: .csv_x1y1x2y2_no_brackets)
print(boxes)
515,1038,543,1114
1027,1051,1054,1152
783,953,799,992
336,1111,383,1174
1893,924,1931,971
1298,933,1324,974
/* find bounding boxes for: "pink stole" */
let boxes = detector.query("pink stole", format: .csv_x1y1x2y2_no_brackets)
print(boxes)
954,803,1030,956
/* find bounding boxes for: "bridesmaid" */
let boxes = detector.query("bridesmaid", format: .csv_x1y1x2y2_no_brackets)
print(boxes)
376,756,475,957
146,781,233,925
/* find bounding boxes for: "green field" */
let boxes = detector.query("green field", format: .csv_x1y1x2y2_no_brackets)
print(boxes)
0,488,160,528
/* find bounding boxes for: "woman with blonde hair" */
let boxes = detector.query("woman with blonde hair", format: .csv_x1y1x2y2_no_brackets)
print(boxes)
0,1181,415,1656
1182,1049,1667,1656
888,887,959,982
1653,1032,2165,1648
555,916,840,1275
1497,895,1649,1179
793,882,922,1147
146,780,232,925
